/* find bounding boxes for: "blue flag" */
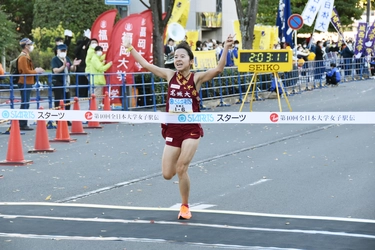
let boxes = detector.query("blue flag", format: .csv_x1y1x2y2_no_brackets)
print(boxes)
276,0,293,46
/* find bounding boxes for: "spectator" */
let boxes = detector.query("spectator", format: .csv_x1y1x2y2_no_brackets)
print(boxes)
326,62,341,85
74,33,91,97
215,41,223,61
85,38,99,76
207,39,214,50
51,44,81,123
202,41,209,51
232,40,240,58
53,30,73,56
17,38,45,130
328,41,340,54
314,40,324,80
340,43,354,78
90,45,112,108
370,57,375,78
219,42,234,66
164,38,175,69
195,41,202,51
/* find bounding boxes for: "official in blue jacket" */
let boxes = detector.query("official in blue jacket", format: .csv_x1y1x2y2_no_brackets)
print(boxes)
326,63,341,85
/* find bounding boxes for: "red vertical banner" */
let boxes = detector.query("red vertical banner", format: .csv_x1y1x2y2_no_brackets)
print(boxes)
90,9,118,52
106,10,154,106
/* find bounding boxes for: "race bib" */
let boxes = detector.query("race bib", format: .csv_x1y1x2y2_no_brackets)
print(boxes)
169,98,193,113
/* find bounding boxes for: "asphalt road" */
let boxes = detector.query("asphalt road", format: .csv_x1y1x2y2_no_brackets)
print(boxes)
0,80,374,250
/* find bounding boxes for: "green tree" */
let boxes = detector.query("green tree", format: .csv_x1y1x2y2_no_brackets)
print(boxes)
0,9,19,51
257,0,365,33
0,8,20,68
33,0,115,38
0,0,35,38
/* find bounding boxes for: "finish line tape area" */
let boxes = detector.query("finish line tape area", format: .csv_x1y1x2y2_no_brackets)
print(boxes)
0,109,375,124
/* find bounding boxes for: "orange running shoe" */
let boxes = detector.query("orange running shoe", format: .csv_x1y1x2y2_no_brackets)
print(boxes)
178,205,192,220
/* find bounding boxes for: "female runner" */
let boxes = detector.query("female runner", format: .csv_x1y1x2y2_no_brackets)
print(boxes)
123,34,235,219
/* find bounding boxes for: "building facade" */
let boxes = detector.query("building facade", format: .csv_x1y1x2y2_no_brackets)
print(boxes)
122,0,239,43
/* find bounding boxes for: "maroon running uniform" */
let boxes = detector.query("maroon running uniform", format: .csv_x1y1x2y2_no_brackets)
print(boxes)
162,72,203,147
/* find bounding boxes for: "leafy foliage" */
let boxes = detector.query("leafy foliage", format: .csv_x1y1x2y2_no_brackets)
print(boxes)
32,0,115,38
0,0,35,38
0,9,19,55
257,0,366,33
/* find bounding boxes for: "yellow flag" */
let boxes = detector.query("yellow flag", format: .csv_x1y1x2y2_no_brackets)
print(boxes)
186,30,199,51
178,0,190,28
168,0,190,27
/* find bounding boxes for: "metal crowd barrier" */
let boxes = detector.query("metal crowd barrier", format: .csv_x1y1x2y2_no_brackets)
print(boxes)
0,58,371,113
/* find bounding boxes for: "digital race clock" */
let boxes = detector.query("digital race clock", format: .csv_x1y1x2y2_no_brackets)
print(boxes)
238,49,293,72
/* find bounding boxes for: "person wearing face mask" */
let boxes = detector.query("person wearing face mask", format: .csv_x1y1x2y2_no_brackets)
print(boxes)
85,38,104,74
53,31,72,56
328,42,339,53
51,44,81,122
90,46,112,108
17,38,45,130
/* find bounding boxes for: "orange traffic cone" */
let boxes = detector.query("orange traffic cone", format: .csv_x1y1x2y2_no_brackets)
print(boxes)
85,94,102,129
0,120,33,165
103,91,111,111
50,101,77,142
70,97,88,135
28,107,55,153
100,91,116,124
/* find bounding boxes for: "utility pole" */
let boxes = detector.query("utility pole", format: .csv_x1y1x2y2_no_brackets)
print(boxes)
367,0,371,25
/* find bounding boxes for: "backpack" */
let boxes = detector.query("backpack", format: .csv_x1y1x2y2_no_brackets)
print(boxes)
9,53,24,85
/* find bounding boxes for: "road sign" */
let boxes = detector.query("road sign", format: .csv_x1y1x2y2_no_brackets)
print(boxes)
288,14,304,31
105,0,130,5
238,49,293,73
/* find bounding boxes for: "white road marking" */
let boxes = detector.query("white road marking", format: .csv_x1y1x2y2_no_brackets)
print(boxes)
0,233,302,250
0,214,374,240
249,179,271,186
1,202,375,224
169,203,216,209
362,87,374,93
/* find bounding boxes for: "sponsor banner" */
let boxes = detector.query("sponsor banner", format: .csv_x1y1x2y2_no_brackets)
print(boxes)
354,22,368,58
91,9,118,52
106,10,153,105
1,109,374,124
193,50,217,69
301,0,324,26
314,0,334,32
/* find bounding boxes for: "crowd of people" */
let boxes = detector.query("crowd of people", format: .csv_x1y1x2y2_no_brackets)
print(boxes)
11,31,113,130
164,36,240,68
293,36,371,83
